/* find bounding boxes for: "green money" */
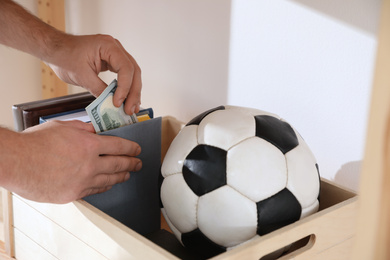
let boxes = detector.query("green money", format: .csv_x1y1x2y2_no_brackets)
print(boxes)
86,79,138,133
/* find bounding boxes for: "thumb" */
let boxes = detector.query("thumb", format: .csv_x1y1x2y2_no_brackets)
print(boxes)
82,73,108,97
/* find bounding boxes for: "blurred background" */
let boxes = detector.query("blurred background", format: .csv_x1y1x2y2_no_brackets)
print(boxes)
0,0,381,194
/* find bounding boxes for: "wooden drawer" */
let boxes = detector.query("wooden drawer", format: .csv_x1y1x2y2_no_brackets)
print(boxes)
11,180,356,260
9,116,357,260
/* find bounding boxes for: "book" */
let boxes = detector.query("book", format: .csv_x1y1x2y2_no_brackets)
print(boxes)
39,107,153,125
12,92,95,132
39,108,90,124
13,94,162,236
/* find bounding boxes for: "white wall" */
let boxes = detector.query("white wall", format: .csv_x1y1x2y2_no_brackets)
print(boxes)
0,0,41,130
228,0,380,191
65,0,231,121
0,0,381,191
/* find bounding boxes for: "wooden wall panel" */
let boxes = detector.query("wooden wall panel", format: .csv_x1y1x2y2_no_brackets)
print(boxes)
37,0,68,99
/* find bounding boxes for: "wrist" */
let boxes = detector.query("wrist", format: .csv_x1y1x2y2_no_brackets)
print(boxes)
38,29,70,64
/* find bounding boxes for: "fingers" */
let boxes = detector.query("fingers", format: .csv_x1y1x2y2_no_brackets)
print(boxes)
113,39,142,115
98,36,142,115
96,155,142,175
117,65,142,115
98,171,131,187
76,135,143,199
86,75,107,97
81,170,135,198
79,181,114,199
95,135,142,177
97,135,141,156
123,69,142,115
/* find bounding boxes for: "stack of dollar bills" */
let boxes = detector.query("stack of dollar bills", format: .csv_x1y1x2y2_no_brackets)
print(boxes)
86,79,150,133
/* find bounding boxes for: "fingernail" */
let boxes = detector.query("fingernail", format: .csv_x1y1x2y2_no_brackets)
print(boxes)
130,106,135,115
116,98,125,107
124,172,130,181
135,160,142,171
136,146,141,156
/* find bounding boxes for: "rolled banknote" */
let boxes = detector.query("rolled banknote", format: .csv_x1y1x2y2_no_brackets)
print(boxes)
86,79,138,133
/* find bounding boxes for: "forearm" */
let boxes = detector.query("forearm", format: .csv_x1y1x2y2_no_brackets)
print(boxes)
0,1,142,115
0,127,23,191
0,0,66,62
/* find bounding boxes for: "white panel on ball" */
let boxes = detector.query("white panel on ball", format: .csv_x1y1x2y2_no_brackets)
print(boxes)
300,200,320,219
197,186,257,248
161,174,198,233
161,208,183,244
161,125,198,177
285,132,320,208
197,109,255,150
226,234,260,251
227,137,287,202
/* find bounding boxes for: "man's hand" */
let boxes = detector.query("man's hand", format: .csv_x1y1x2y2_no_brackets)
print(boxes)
0,121,142,204
0,0,142,115
49,34,142,115
0,0,145,204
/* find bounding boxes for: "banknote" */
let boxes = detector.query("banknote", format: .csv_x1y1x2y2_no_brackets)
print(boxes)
86,79,138,133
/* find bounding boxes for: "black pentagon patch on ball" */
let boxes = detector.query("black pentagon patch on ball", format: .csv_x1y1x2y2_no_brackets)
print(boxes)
186,106,225,126
182,228,226,258
256,188,301,236
254,115,299,154
183,145,227,196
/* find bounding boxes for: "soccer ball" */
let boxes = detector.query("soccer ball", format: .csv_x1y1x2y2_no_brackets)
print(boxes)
160,106,320,258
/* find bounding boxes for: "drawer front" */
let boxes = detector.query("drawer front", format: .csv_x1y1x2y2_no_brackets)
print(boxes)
13,195,130,260
14,229,57,260
12,194,175,260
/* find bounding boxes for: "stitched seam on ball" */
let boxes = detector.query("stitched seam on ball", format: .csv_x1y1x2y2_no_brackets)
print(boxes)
171,172,182,175
227,136,255,151
162,209,181,236
165,172,182,178
195,196,199,228
284,154,288,190
304,197,319,210
226,183,256,203
196,125,199,146
226,184,259,234
227,136,289,200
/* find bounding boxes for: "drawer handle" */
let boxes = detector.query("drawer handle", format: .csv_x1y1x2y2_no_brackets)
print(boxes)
260,234,316,260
